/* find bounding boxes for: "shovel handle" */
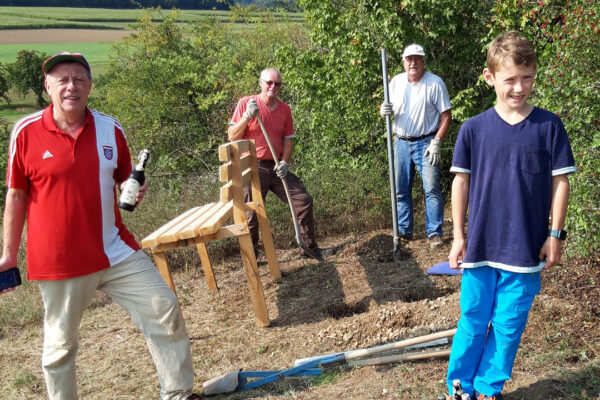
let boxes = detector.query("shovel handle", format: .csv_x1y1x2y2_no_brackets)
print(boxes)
346,348,452,368
344,328,456,361
255,113,319,259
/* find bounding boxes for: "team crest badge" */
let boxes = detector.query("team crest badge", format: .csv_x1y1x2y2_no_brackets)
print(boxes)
103,145,113,160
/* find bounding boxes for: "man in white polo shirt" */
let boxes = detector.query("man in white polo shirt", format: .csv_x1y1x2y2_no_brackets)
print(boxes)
380,43,452,249
0,52,201,400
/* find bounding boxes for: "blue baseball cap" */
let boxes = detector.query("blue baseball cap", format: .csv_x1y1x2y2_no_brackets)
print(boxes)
42,52,91,76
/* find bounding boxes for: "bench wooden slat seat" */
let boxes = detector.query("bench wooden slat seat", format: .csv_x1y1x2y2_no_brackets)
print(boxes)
141,140,280,327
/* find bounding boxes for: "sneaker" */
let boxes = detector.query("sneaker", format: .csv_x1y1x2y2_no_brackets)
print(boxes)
428,234,443,249
185,394,203,400
474,390,503,400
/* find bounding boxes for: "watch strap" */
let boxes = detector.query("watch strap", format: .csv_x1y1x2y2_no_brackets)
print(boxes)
548,229,567,240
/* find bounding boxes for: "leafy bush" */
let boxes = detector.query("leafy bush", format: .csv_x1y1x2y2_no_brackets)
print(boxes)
94,8,306,174
277,0,494,196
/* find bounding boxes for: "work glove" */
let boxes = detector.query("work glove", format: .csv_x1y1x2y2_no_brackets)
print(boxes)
243,99,259,119
275,161,289,178
423,137,441,166
380,102,394,117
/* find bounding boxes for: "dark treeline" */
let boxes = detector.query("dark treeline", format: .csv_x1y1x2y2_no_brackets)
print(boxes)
0,0,232,9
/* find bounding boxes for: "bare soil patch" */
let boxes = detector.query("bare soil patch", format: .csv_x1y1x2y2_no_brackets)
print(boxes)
0,29,133,44
1,229,598,399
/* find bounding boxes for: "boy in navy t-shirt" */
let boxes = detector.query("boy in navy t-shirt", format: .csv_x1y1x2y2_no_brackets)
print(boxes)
445,31,576,400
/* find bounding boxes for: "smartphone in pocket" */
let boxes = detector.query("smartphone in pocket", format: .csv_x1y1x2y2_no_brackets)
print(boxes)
0,268,22,291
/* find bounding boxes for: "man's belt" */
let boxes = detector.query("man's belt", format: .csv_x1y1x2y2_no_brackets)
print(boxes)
396,131,436,142
257,159,276,167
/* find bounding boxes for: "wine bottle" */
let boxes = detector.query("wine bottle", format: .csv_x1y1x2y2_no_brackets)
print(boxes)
118,149,150,212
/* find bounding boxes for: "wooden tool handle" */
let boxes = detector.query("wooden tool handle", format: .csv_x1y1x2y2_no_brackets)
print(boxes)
346,348,452,368
344,328,456,361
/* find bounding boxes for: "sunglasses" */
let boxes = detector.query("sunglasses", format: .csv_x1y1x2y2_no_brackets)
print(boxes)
263,80,282,87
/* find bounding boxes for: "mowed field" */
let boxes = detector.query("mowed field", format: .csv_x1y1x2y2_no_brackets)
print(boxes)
0,29,132,67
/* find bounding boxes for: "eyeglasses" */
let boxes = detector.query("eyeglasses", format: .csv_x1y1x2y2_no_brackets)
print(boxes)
263,80,282,87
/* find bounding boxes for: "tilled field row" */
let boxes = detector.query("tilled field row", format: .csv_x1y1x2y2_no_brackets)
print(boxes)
0,29,133,44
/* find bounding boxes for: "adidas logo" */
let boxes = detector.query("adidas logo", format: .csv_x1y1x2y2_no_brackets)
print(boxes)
42,150,53,160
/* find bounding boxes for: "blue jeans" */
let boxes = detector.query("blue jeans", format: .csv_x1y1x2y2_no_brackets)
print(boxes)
446,267,541,397
394,135,443,237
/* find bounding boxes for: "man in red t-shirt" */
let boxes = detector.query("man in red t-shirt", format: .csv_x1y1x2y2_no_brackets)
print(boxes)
228,68,332,259
0,52,200,400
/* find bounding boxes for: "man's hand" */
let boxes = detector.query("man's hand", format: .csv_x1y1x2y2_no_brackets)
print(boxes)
119,180,148,207
136,181,148,204
275,161,289,178
538,236,563,269
424,137,441,165
243,99,259,119
380,102,393,117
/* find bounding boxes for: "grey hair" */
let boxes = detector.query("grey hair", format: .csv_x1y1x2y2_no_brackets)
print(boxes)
259,68,282,82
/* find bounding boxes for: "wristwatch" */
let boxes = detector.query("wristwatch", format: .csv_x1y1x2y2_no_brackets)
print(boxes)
548,229,567,240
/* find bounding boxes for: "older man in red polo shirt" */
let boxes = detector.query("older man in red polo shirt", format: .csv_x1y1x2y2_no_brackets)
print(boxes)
0,52,201,400
228,68,333,259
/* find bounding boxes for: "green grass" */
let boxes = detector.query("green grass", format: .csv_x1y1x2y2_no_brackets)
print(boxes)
0,42,115,64
0,98,41,124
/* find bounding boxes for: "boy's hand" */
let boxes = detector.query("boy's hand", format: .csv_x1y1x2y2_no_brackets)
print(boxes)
539,237,563,268
448,238,466,269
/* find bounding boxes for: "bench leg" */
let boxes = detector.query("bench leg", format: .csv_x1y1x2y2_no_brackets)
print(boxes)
254,204,281,280
195,242,218,292
238,233,270,327
152,251,178,297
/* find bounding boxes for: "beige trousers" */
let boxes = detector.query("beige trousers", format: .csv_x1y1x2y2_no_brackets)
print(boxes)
38,250,194,400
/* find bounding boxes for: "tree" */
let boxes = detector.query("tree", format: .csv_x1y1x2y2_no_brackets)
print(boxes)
8,50,48,108
0,64,10,104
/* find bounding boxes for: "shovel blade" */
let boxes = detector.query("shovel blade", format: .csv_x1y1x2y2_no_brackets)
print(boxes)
202,369,240,395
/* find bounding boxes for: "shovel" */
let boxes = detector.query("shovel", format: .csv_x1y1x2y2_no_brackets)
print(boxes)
293,327,456,366
255,113,321,260
202,329,455,396
381,48,400,255
202,353,341,395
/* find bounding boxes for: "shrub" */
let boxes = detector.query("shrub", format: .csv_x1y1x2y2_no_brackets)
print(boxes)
0,64,10,104
7,50,48,108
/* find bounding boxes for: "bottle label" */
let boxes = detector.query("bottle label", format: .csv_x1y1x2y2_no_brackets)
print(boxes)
120,179,141,206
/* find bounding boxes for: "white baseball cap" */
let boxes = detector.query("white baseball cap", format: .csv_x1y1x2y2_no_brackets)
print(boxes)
402,44,425,59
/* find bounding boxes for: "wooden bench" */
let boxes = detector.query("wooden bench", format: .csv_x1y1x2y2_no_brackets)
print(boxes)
141,140,280,327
